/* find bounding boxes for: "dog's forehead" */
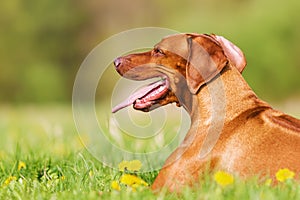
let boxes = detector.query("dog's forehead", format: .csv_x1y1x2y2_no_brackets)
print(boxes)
155,34,189,58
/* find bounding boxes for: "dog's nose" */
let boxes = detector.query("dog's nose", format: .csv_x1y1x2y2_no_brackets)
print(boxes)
114,57,122,68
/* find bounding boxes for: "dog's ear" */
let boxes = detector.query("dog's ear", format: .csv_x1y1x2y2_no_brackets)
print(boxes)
209,34,247,73
185,34,228,94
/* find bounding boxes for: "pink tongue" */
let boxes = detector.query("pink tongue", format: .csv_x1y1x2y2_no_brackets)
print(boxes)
112,80,167,113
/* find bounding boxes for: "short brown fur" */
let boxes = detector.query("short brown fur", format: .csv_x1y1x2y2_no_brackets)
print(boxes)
113,33,300,192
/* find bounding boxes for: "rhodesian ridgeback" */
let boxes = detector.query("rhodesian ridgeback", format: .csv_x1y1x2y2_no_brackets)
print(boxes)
112,33,300,191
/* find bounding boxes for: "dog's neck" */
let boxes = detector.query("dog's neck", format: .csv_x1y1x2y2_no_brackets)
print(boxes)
184,65,270,128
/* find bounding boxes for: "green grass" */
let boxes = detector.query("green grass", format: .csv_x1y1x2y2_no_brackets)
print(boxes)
0,105,300,199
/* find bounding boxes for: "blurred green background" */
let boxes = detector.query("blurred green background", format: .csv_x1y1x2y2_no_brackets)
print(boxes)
0,2,299,196
1,0,300,104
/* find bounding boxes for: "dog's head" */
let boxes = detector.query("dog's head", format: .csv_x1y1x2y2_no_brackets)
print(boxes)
112,33,246,113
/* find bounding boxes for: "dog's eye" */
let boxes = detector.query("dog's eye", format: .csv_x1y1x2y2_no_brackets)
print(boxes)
154,48,164,55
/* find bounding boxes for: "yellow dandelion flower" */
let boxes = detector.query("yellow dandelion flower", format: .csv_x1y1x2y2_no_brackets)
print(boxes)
61,176,65,181
276,168,295,182
120,174,148,187
89,170,93,177
214,170,234,187
118,160,142,172
111,180,121,191
3,176,17,186
128,160,142,171
118,160,130,172
18,161,26,171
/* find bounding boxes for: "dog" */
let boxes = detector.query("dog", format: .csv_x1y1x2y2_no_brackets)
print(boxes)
112,33,300,191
